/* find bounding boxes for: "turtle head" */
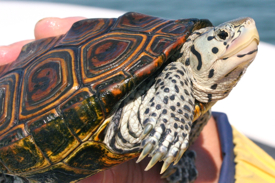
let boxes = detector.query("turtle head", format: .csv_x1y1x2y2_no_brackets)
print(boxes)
186,17,259,103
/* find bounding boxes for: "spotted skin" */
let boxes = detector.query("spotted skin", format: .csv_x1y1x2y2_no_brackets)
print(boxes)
104,17,259,183
140,62,194,160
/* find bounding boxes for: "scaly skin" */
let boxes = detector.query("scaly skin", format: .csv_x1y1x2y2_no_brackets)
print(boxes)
104,17,259,183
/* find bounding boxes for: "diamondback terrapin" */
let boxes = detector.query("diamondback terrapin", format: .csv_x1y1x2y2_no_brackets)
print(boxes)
0,12,259,183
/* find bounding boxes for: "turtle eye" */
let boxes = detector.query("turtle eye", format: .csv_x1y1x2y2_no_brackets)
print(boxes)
214,24,233,42
215,29,230,42
217,30,228,40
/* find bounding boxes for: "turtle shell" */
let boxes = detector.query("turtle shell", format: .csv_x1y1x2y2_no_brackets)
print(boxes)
0,12,212,182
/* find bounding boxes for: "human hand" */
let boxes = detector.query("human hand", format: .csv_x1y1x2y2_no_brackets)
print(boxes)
0,17,222,183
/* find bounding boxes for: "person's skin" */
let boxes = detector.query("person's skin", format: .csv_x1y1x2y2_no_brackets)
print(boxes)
0,17,222,183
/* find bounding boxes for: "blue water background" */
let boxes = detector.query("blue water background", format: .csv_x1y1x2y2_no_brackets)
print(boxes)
7,0,275,45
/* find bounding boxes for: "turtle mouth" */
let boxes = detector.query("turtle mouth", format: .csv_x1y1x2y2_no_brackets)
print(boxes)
223,37,259,59
222,18,259,59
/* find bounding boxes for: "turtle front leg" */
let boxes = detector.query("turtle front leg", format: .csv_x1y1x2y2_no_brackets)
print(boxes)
162,111,211,183
137,62,196,173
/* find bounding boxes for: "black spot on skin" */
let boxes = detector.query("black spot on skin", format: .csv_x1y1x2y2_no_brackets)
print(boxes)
222,57,228,60
207,36,214,41
156,92,160,95
212,47,219,54
170,95,175,100
170,66,177,70
182,133,187,137
211,84,217,90
184,80,188,86
183,105,191,112
181,95,185,101
172,79,177,83
181,66,186,72
184,113,189,119
160,86,165,89
175,85,179,93
156,104,161,110
180,81,184,86
194,32,201,35
181,118,185,123
145,108,150,114
177,102,180,107
174,132,178,138
165,73,170,79
163,96,168,104
184,89,189,95
191,45,202,70
170,106,176,111
224,42,227,45
177,109,183,114
174,74,180,79
156,79,161,85
188,99,194,106
168,77,172,80
174,123,178,129
208,69,214,78
208,94,212,102
226,44,229,49
180,125,184,130
143,118,150,124
151,112,157,117
174,117,180,121
160,123,166,132
160,81,164,85
166,129,172,134
164,88,170,93
186,39,191,42
171,113,175,118
150,102,155,107
177,70,184,76
151,140,156,145
150,97,154,102
185,125,189,131
163,118,168,123
185,58,190,66
162,109,167,114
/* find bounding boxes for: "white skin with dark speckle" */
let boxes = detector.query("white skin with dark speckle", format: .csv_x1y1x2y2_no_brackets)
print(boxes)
104,17,259,183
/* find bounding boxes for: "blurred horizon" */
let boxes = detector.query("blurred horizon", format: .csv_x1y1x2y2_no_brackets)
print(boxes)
4,0,275,45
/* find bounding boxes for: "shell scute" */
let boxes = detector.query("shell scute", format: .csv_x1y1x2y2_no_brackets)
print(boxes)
60,87,105,142
112,12,167,33
58,18,115,46
19,48,79,120
0,130,50,174
27,110,80,164
0,72,19,135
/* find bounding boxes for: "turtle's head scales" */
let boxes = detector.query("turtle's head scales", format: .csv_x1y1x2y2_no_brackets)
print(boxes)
182,17,259,103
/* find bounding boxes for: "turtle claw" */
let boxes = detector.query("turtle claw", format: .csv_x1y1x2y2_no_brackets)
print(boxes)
174,140,188,165
136,143,153,163
145,152,163,171
139,123,153,140
160,156,173,174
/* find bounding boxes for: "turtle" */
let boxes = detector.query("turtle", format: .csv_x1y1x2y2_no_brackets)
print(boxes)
0,12,259,183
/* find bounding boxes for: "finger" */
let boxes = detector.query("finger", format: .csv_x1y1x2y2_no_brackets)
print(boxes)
0,17,85,65
0,40,33,65
35,17,85,39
